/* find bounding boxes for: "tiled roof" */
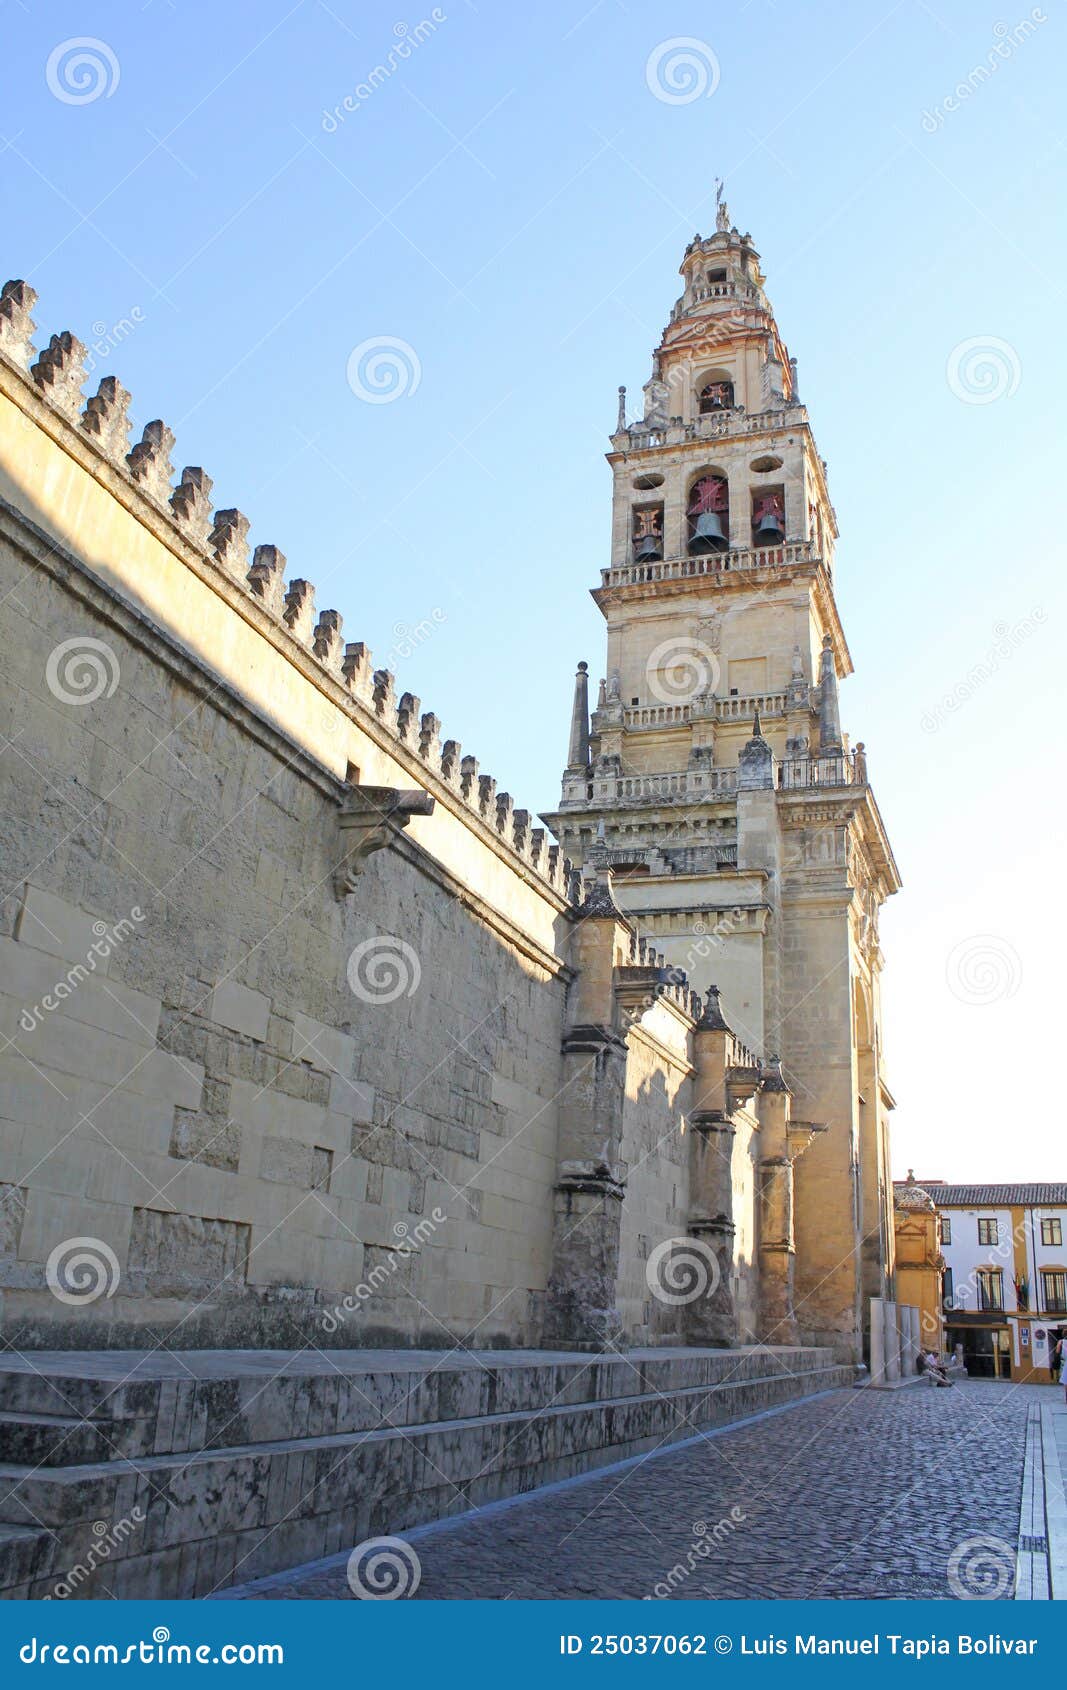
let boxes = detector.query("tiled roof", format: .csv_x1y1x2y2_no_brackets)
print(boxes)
912,1183,1067,1208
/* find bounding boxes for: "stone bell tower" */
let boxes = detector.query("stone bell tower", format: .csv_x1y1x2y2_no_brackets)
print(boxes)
543,188,902,1359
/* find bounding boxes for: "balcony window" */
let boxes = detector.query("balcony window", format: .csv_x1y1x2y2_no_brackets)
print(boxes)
1041,1218,1062,1247
942,1267,954,1309
978,1218,998,1246
976,1269,1004,1311
941,1216,952,1245
1042,1271,1067,1313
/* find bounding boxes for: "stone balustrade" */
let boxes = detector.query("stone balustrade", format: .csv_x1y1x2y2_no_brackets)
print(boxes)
602,537,817,589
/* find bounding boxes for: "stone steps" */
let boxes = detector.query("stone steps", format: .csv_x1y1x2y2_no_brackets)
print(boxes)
0,1345,855,1598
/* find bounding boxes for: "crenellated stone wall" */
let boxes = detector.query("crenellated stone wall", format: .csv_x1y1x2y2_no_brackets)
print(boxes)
0,279,784,1354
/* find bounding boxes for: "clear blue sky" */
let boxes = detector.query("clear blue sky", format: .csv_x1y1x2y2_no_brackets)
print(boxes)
5,0,1065,1180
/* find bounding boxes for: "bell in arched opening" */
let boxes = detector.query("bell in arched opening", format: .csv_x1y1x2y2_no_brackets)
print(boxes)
698,379,734,414
632,505,663,564
752,490,785,545
687,475,729,554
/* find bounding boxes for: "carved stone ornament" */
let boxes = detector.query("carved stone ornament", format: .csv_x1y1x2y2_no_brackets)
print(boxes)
334,785,435,897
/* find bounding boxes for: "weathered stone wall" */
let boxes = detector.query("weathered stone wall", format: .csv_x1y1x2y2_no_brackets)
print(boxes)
0,295,720,1352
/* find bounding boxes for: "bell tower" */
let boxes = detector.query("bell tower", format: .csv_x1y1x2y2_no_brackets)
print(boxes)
543,188,902,1360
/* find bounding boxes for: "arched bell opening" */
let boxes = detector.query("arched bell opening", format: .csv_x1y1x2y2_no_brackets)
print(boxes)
697,374,735,414
751,484,785,546
687,473,730,554
631,501,664,563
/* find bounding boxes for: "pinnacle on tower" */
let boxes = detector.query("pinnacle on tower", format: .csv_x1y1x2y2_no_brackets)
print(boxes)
818,633,842,753
566,661,590,770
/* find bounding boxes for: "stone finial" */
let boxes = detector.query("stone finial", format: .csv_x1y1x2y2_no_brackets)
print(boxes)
616,385,626,431
567,661,590,770
209,509,251,582
738,712,774,790
170,467,214,544
127,419,176,503
247,545,287,617
81,375,132,459
853,741,868,784
283,578,316,644
575,862,624,921
396,692,421,747
760,1054,788,1093
31,331,87,421
697,984,731,1032
818,632,842,752
440,738,461,784
0,280,38,369
341,641,372,697
513,808,531,856
313,609,344,670
459,755,479,803
528,826,546,872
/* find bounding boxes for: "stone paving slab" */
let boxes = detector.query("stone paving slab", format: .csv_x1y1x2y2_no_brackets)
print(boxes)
222,1380,1042,1601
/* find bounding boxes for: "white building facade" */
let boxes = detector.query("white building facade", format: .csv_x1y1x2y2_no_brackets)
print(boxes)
921,1183,1067,1382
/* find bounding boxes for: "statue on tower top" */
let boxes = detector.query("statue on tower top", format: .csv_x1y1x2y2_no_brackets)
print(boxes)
715,178,730,234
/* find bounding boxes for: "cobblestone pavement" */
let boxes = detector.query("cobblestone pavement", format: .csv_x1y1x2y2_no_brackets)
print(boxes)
225,1381,1038,1601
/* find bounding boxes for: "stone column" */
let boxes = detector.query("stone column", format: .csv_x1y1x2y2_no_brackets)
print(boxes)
883,1299,900,1381
544,867,632,1351
686,987,739,1347
757,1060,797,1345
869,1297,887,1384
